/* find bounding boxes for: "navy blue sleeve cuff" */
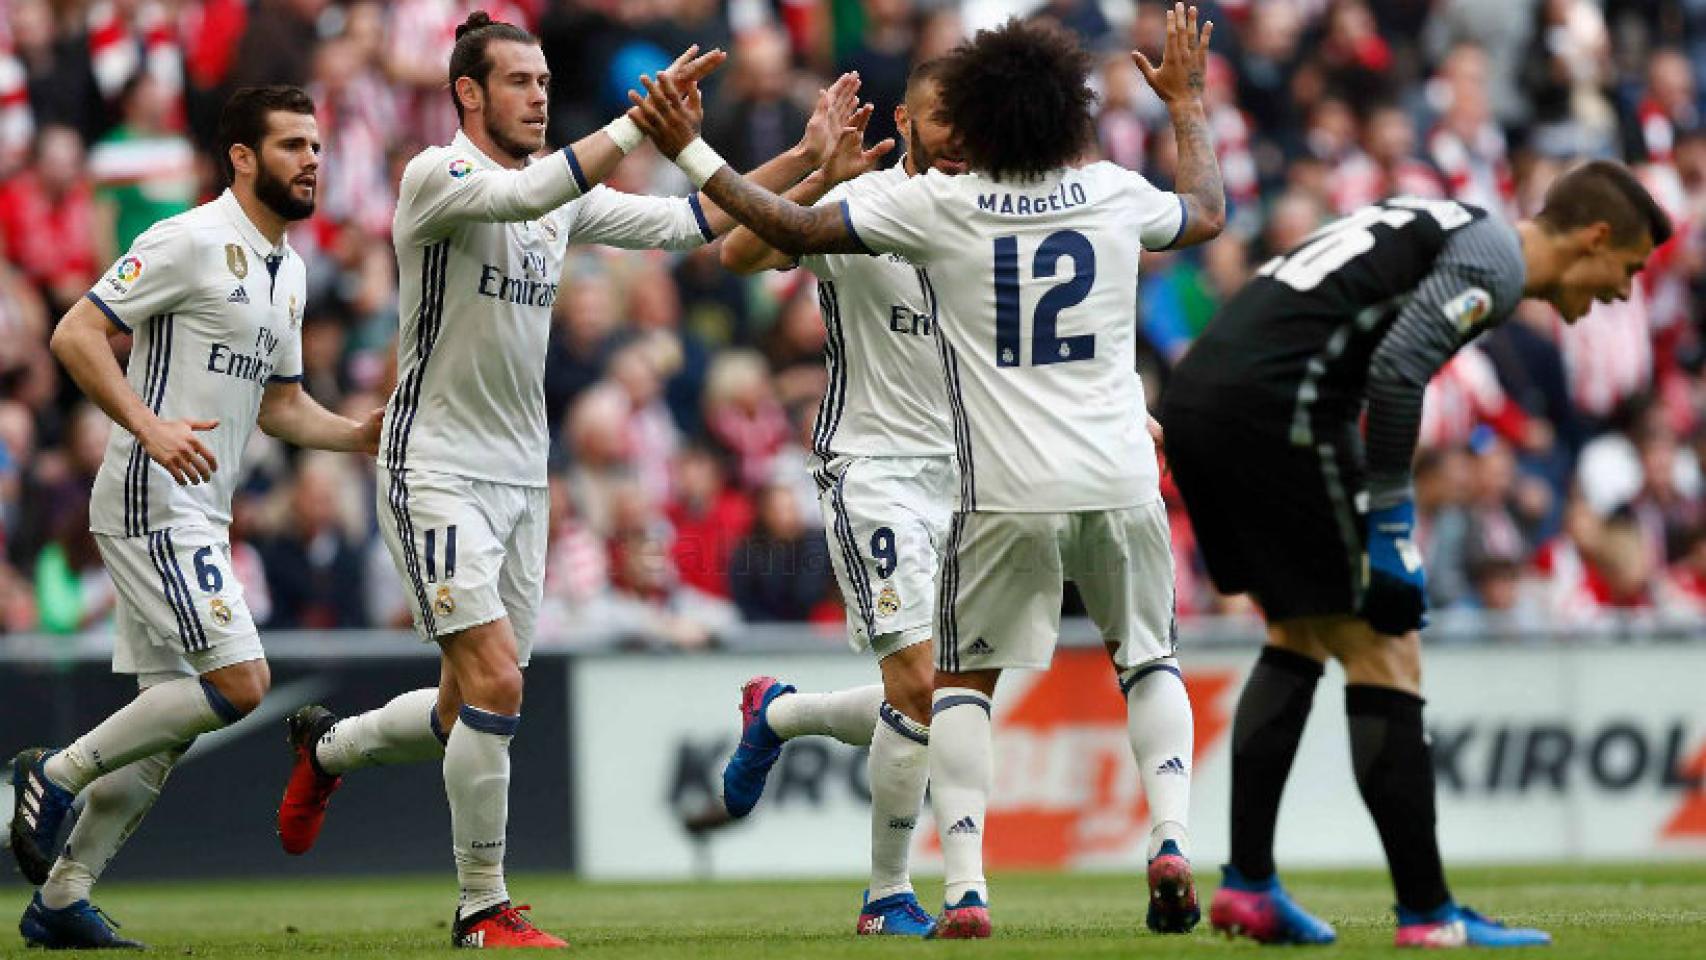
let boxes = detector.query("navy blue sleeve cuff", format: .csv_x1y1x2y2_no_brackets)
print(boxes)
687,194,715,242
1158,195,1189,251
839,200,875,255
564,147,590,194
267,374,304,384
85,292,130,333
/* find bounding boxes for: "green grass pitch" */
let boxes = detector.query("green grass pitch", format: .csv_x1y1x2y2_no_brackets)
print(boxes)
0,862,1702,957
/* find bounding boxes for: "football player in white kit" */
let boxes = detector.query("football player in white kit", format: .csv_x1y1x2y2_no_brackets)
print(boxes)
8,86,383,950
629,6,1224,939
712,59,963,938
273,12,871,949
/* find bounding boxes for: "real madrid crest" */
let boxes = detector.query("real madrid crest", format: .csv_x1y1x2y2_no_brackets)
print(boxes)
435,585,456,616
540,214,559,242
209,597,233,626
288,294,300,330
876,584,900,618
225,244,248,279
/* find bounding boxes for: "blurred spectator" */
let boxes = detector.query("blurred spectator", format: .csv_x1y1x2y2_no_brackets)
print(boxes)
230,0,327,91
87,73,194,264
1521,0,1616,160
704,25,809,174
255,454,369,629
665,443,752,600
33,501,112,635
1330,103,1443,214
704,350,789,490
1634,49,1699,166
729,482,833,623
0,124,97,313
564,382,634,536
835,0,914,150
1426,43,1514,213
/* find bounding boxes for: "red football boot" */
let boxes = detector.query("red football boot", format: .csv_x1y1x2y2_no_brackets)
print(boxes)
453,904,569,949
277,705,342,855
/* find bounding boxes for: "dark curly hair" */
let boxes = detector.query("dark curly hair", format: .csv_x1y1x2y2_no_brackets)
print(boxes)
938,18,1095,181
447,11,537,120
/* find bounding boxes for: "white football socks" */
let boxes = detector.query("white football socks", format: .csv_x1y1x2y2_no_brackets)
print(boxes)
316,688,447,775
446,706,517,920
40,744,188,909
1121,658,1194,859
44,677,237,794
867,704,929,901
765,684,883,746
929,688,992,906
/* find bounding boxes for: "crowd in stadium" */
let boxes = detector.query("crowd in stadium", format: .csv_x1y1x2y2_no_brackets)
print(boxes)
1,0,1704,650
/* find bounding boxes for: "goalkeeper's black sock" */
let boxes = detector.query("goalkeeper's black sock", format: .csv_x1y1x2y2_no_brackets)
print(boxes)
1347,684,1452,913
1228,646,1322,881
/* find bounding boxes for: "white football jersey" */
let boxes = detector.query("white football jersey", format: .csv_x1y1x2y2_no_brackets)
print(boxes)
87,190,306,536
799,161,952,462
842,162,1185,512
385,131,713,487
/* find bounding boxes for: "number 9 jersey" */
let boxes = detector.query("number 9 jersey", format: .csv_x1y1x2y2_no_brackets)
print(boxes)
840,162,1187,513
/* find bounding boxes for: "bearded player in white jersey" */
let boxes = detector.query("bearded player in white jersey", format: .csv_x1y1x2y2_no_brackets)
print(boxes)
711,58,963,938
272,12,869,949
632,7,1224,938
7,86,383,950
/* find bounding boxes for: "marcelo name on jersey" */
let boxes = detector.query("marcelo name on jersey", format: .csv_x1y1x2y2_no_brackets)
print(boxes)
976,181,1090,217
476,251,558,307
206,325,285,385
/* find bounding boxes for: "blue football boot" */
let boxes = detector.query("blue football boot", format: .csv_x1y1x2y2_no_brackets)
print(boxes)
19,892,145,950
1208,864,1337,944
10,749,76,886
720,676,794,818
1395,901,1552,948
856,890,937,937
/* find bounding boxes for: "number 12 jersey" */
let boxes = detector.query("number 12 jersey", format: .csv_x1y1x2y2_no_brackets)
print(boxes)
841,163,1186,513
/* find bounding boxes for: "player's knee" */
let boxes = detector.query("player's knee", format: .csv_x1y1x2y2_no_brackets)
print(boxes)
203,659,270,719
463,662,524,714
888,666,934,725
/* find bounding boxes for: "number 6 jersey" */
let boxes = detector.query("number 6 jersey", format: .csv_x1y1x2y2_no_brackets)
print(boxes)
840,162,1186,513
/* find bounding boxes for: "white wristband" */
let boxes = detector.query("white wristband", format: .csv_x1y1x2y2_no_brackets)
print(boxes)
603,115,644,155
674,138,727,189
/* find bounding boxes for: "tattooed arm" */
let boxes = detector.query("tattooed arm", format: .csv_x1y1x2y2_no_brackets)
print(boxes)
1134,3,1224,247
629,72,895,257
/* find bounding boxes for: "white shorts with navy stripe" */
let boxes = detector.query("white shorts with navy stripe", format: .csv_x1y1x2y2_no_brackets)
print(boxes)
96,527,262,678
935,500,1177,672
817,454,955,658
376,466,546,667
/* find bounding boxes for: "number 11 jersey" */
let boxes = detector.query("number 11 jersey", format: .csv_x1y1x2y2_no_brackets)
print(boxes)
841,163,1186,513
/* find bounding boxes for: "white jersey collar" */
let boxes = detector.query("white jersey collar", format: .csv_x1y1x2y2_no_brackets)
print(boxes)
451,129,524,172
215,189,288,261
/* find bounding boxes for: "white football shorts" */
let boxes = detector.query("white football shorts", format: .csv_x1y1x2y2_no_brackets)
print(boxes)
817,454,956,659
96,526,263,678
934,499,1178,672
376,466,547,666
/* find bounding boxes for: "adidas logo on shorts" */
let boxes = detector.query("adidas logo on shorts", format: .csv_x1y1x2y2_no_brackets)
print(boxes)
967,638,994,656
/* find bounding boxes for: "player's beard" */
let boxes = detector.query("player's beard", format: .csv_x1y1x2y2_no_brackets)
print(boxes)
485,113,541,165
255,160,315,221
908,121,936,174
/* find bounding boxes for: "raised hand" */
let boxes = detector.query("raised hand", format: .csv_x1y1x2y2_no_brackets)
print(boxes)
659,44,727,87
821,103,895,186
629,72,704,158
1132,2,1214,105
140,417,219,485
800,72,863,166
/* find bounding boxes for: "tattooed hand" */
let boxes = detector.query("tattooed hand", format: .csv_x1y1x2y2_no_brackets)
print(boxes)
1132,3,1213,105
